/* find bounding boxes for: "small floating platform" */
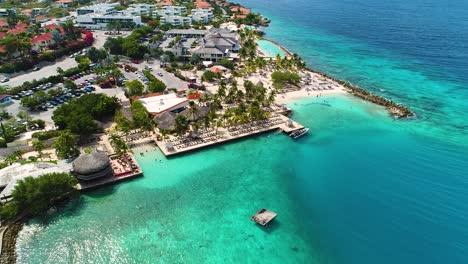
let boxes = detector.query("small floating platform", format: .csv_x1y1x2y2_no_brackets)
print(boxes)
251,209,277,226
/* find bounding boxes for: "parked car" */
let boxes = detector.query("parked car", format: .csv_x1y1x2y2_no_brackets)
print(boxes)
157,72,163,77
12,95,20,100
33,67,40,71
99,81,112,88
1,77,9,83
188,83,206,90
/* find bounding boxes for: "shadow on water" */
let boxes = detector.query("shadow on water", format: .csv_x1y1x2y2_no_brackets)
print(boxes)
81,185,117,198
255,219,281,234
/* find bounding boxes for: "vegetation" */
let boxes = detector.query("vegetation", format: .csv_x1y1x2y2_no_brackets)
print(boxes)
52,94,120,136
52,130,79,159
109,134,128,157
104,26,154,59
201,70,220,82
144,71,167,93
125,80,144,97
271,71,301,89
0,173,78,220
130,101,154,132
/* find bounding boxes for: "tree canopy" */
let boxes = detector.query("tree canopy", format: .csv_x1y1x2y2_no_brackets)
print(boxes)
53,130,79,159
52,94,120,136
0,172,78,219
125,80,144,97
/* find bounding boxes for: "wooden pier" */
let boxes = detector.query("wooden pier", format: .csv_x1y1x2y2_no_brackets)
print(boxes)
251,209,277,226
156,114,304,157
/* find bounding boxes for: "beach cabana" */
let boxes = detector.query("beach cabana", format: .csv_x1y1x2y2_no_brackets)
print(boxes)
154,112,176,130
72,152,113,181
180,106,211,121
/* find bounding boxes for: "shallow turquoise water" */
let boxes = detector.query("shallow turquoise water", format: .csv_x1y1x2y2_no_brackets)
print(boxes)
15,0,468,263
256,39,285,58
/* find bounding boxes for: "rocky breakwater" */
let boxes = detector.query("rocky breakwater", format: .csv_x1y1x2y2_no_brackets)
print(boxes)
305,68,415,119
0,223,23,264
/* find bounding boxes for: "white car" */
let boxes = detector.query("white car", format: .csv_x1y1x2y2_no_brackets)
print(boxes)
0,77,9,83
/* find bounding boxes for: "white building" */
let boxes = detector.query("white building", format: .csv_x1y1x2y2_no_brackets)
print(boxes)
76,4,142,29
0,9,14,17
160,15,191,27
189,8,213,23
155,6,187,17
139,93,188,115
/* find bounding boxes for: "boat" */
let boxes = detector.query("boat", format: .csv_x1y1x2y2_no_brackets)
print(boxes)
289,128,310,139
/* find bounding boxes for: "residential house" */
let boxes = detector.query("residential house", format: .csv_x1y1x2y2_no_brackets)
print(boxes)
31,24,64,52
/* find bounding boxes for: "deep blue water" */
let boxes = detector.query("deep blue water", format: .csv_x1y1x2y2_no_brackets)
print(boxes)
236,0,468,263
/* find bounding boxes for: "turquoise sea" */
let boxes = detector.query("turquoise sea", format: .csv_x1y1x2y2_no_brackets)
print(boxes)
15,0,468,263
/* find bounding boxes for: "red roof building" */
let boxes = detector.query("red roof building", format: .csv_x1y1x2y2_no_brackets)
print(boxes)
155,0,173,7
7,23,29,35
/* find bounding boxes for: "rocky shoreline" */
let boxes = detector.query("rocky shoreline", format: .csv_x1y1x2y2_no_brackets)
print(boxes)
0,223,23,264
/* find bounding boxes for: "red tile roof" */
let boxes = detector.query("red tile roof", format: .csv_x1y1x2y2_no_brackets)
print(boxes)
7,23,29,34
56,0,73,3
44,24,64,33
155,0,173,6
31,32,52,44
196,0,213,9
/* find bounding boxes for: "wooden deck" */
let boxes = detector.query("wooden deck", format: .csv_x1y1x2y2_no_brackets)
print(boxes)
77,153,143,191
251,209,277,226
156,114,304,157
77,171,143,191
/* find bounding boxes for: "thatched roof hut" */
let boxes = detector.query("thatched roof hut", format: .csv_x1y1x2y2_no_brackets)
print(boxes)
72,152,113,181
154,112,176,130
180,106,211,121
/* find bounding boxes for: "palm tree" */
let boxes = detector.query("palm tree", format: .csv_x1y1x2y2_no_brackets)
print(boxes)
109,134,128,157
215,119,223,133
175,115,189,136
188,101,199,121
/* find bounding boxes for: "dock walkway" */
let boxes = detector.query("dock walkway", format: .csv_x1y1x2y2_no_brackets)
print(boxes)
156,114,304,157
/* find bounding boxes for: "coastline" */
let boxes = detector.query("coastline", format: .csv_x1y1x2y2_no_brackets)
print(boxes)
260,38,415,119
0,223,22,264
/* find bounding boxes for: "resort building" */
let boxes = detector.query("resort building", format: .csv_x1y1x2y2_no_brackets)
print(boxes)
0,162,67,200
138,93,188,115
160,15,192,27
76,3,142,29
193,28,240,62
189,9,213,23
72,152,114,181
165,29,207,38
0,9,14,17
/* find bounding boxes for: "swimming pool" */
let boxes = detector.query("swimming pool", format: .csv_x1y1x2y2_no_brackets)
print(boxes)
256,39,286,57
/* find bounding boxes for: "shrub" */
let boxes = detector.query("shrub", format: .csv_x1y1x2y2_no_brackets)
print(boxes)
271,71,301,89
144,70,166,93
38,51,56,62
32,130,61,141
